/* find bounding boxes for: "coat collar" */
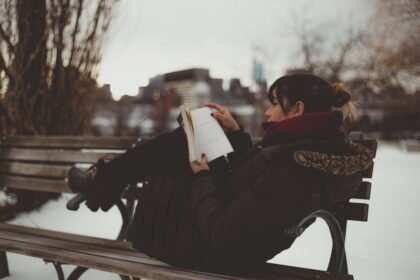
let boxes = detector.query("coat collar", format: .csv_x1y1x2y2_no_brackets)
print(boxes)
259,139,374,176
293,141,374,176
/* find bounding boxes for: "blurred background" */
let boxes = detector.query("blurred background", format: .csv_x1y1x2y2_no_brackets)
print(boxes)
1,0,419,139
0,0,419,279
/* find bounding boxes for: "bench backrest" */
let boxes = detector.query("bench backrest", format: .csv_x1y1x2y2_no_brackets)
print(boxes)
0,136,142,194
343,137,377,223
0,135,377,223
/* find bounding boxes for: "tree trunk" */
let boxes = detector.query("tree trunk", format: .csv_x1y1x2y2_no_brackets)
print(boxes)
14,0,47,134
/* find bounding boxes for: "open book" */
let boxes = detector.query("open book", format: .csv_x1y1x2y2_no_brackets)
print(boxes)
179,105,234,163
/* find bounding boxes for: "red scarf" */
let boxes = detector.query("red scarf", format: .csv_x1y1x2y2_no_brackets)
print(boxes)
261,111,344,147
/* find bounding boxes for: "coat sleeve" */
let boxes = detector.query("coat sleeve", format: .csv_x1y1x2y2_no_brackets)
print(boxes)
189,164,306,249
226,126,253,162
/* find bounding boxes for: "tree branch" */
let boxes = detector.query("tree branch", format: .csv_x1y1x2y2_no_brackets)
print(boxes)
0,23,15,54
0,51,13,83
68,0,84,66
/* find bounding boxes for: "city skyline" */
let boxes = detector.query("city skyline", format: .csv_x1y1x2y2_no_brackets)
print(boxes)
97,0,373,99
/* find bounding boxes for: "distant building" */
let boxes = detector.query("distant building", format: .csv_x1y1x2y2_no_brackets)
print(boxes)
138,68,225,109
91,84,119,135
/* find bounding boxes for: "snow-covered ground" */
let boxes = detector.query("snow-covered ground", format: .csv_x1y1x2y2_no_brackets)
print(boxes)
4,142,420,279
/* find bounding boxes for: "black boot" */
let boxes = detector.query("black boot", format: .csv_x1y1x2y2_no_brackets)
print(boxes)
68,159,126,212
68,159,105,193
68,159,110,211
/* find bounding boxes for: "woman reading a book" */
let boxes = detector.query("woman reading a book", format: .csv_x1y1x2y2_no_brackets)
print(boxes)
68,74,374,273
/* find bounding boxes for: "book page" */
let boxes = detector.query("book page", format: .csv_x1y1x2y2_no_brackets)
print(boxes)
191,107,234,162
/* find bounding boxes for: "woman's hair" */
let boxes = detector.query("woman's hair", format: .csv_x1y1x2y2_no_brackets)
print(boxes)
268,74,357,121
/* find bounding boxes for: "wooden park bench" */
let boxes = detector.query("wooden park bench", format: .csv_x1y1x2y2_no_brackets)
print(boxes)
0,134,377,280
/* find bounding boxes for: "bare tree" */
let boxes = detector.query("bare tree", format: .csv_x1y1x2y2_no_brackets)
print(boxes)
287,14,363,83
363,0,420,91
0,0,119,220
289,15,326,75
0,0,119,135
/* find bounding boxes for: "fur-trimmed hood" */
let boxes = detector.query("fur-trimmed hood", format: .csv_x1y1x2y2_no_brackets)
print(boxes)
293,141,374,176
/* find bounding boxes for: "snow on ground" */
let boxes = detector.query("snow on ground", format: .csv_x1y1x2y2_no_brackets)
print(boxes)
4,142,420,279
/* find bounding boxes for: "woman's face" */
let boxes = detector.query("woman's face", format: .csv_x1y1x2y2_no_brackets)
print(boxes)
265,94,304,122
265,95,291,122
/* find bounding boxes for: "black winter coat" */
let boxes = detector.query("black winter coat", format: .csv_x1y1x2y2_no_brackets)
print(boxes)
101,127,373,273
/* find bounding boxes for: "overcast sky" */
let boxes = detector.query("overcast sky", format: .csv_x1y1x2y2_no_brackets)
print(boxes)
97,0,374,99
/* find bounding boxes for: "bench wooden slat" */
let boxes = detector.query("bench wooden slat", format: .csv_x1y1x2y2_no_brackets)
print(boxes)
0,162,71,178
353,181,371,200
0,224,222,272
0,223,132,250
343,203,369,222
0,136,144,149
0,229,171,269
0,226,353,280
0,226,160,267
258,263,353,280
0,224,304,279
0,176,70,193
0,239,230,280
0,148,120,163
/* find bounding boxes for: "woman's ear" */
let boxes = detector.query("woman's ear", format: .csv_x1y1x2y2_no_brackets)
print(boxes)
292,101,305,116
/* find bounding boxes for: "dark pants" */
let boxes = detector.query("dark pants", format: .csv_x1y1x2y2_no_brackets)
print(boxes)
94,127,193,188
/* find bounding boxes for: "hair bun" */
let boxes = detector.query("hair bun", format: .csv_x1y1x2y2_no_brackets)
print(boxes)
330,83,351,107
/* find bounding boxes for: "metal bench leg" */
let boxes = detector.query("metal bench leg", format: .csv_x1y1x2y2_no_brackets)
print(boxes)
117,200,131,241
126,196,136,224
0,251,10,278
51,261,65,280
341,252,348,274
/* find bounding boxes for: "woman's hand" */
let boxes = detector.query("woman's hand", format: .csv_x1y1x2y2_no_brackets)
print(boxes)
205,103,240,132
190,154,209,174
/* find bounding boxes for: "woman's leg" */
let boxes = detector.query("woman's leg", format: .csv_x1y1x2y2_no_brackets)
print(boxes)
69,127,192,211
95,127,192,187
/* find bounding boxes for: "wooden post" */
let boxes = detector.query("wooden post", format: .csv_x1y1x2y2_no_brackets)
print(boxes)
0,251,10,278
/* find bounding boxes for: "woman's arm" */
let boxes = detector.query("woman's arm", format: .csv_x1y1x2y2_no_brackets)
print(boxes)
226,126,253,162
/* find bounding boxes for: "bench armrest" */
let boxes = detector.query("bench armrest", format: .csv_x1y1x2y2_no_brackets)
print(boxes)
284,209,346,274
